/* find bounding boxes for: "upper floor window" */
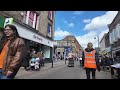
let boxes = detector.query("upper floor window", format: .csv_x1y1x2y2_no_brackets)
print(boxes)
48,23,52,37
48,11,53,21
24,11,39,29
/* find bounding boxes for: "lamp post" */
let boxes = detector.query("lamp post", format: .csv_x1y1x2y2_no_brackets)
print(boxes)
94,35,99,55
65,38,68,64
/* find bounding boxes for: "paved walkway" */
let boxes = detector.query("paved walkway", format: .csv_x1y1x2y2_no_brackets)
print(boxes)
15,60,112,79
15,60,65,78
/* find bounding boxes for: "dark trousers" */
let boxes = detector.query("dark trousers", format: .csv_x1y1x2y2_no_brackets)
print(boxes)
80,60,82,66
85,68,96,79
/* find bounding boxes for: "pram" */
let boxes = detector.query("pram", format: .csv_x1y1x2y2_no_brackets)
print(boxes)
29,57,40,71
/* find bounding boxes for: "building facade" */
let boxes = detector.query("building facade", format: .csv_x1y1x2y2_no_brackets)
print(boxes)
0,11,55,63
108,11,120,58
105,32,111,57
54,35,83,58
100,33,107,56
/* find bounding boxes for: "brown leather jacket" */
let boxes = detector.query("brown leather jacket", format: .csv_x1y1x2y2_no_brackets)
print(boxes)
2,37,25,76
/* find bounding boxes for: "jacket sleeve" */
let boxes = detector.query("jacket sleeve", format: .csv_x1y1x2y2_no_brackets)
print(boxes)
8,39,25,72
95,52,100,70
82,51,84,67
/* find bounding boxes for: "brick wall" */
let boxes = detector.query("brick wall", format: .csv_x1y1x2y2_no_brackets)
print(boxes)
0,11,24,22
0,11,54,40
38,11,54,39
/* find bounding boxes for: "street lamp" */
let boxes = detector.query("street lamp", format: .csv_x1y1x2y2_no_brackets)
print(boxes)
65,39,68,64
94,35,99,55
64,35,69,64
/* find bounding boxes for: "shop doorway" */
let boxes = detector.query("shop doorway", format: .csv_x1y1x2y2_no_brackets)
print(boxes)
58,52,60,55
116,51,120,57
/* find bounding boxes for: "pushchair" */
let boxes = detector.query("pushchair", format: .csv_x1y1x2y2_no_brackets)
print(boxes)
29,57,40,71
68,58,74,67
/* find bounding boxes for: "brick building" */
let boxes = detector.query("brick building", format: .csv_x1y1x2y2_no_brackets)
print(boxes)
54,35,83,58
0,11,55,62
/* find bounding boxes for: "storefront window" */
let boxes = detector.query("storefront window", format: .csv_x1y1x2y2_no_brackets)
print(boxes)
48,11,53,21
48,23,52,37
28,11,34,27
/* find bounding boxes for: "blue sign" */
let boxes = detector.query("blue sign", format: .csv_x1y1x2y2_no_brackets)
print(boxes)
64,47,72,55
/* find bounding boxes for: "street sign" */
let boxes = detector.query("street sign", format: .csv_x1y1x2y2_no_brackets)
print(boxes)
4,18,14,27
0,17,5,28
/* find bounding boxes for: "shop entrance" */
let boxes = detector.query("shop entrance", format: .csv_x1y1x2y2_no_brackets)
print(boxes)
116,51,120,57
58,52,60,55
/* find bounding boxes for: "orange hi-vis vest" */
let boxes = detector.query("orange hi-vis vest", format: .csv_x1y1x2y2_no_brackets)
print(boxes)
84,50,97,69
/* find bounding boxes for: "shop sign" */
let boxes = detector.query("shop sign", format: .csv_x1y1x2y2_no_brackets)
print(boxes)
13,22,53,47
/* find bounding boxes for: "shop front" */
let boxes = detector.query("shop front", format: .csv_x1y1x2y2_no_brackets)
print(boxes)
112,39,120,58
13,20,53,63
110,41,120,79
105,46,111,57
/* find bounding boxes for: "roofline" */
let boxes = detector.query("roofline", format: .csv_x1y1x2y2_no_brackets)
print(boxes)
109,11,119,28
100,33,107,43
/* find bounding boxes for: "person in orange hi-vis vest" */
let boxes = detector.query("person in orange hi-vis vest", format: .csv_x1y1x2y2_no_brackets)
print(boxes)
82,42,100,79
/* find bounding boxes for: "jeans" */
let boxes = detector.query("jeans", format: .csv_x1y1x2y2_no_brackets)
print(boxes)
85,68,96,79
0,69,16,79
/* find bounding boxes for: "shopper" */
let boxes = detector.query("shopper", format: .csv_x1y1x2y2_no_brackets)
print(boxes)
82,42,100,79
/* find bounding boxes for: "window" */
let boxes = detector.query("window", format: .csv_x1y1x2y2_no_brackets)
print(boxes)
24,11,39,29
48,23,52,37
48,11,53,21
28,11,34,27
116,24,120,39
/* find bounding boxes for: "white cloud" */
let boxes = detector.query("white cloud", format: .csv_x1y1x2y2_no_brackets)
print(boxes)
73,11,84,15
76,31,98,49
84,11,118,30
55,27,71,40
83,19,91,23
68,23,75,27
99,29,109,42
78,11,118,49
76,28,109,49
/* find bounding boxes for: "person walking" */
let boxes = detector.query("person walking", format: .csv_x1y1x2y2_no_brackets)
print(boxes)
82,42,100,79
22,50,31,71
79,56,82,67
109,56,114,65
0,24,25,79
